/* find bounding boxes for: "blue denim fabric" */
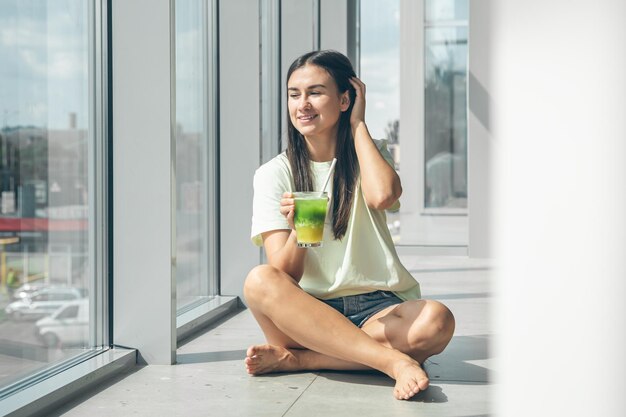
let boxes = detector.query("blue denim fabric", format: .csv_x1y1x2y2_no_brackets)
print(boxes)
319,290,403,328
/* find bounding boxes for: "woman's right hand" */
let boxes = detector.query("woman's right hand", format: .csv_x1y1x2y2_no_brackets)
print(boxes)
280,192,295,229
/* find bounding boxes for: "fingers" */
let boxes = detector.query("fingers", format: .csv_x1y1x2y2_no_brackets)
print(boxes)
349,76,366,94
286,208,295,229
280,196,294,214
280,192,295,229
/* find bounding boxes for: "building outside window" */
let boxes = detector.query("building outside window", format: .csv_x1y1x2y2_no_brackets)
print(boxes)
0,0,106,394
175,0,217,313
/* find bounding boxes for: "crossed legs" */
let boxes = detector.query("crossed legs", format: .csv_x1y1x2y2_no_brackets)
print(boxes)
243,265,455,400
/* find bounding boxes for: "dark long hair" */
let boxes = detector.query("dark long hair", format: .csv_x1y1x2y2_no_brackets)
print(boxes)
285,50,358,240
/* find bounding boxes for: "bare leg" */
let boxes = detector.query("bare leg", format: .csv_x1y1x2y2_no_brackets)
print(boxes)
243,265,455,400
245,299,454,372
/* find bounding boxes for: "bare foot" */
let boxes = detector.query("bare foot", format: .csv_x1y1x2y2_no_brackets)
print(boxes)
245,344,300,375
391,359,430,400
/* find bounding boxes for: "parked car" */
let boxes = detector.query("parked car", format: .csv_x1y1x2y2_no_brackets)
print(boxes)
11,282,46,301
36,299,89,348
4,287,87,321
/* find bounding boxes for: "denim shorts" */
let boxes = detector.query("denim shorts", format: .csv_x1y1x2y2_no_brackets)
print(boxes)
319,290,404,328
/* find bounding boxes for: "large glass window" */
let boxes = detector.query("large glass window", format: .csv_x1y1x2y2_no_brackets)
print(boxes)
360,0,401,241
175,0,215,312
0,0,103,392
361,0,469,248
424,0,468,209
360,0,400,166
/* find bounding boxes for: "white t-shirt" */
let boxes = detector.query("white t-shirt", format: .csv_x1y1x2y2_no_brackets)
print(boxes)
251,139,421,301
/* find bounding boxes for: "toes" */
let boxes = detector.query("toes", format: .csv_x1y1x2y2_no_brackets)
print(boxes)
394,388,402,400
246,345,257,357
418,377,430,390
245,356,260,365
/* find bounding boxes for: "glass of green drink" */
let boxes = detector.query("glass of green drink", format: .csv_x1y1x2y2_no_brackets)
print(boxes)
293,192,328,248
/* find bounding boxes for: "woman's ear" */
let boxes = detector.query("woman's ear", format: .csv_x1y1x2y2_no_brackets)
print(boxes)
340,91,350,112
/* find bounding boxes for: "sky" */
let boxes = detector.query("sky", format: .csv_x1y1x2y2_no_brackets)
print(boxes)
360,0,401,141
0,0,462,137
0,1,89,130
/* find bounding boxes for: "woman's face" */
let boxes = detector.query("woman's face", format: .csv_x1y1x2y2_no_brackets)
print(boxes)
287,64,349,141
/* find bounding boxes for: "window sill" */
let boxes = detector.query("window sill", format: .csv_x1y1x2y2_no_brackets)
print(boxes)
176,295,239,343
3,347,136,417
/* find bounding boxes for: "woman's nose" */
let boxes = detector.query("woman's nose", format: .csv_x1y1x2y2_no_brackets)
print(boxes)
299,97,312,110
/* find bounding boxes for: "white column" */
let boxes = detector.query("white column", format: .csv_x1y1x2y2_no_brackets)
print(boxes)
490,1,626,416
320,0,348,54
468,0,493,257
113,0,176,364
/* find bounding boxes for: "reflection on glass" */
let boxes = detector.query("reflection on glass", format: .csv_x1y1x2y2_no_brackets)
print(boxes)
175,0,212,312
360,0,400,168
425,0,469,22
424,7,468,209
0,1,93,390
360,0,401,240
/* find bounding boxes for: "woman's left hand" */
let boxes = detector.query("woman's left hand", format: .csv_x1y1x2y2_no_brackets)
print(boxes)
349,77,366,130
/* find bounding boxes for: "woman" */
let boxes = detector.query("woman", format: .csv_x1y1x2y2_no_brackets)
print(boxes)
245,50,455,400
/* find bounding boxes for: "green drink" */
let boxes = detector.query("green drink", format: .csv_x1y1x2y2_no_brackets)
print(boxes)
293,192,328,248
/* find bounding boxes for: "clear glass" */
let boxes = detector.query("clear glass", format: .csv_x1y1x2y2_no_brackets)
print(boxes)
293,192,328,248
175,0,212,311
360,0,400,169
425,0,469,22
0,1,94,389
360,0,401,241
424,25,468,209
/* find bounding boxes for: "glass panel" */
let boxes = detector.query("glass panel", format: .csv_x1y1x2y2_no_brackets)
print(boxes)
360,0,400,164
175,0,212,311
425,0,469,22
0,0,94,389
424,25,468,209
360,0,401,241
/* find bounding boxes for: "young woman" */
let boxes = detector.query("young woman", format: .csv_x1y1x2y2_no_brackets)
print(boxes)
245,50,455,401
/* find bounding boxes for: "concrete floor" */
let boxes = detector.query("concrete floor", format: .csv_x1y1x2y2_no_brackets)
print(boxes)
51,257,492,417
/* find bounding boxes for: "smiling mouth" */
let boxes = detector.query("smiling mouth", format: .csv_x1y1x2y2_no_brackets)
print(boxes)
298,114,317,122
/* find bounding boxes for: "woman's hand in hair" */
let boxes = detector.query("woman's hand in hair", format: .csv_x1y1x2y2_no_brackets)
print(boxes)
348,77,367,132
280,192,296,230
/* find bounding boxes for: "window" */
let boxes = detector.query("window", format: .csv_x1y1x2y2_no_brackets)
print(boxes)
361,0,469,248
424,0,468,210
360,0,401,165
0,0,105,394
175,0,218,313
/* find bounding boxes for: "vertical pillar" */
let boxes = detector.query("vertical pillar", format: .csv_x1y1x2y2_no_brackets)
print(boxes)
113,0,176,364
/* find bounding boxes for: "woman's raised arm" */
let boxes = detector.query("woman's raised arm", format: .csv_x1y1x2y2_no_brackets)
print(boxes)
349,77,402,210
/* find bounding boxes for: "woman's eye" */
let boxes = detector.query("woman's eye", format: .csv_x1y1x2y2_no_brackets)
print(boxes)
289,94,300,99
309,91,320,95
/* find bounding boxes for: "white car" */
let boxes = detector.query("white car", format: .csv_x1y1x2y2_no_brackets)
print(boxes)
36,299,89,348
11,282,45,301
4,287,87,321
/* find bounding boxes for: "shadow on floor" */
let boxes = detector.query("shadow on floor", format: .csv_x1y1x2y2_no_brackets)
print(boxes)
425,335,491,384
314,371,449,403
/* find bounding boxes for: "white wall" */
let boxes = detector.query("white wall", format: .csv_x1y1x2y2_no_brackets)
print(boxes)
489,1,626,416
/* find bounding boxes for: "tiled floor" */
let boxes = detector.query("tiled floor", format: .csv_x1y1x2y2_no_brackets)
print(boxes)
52,257,492,417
